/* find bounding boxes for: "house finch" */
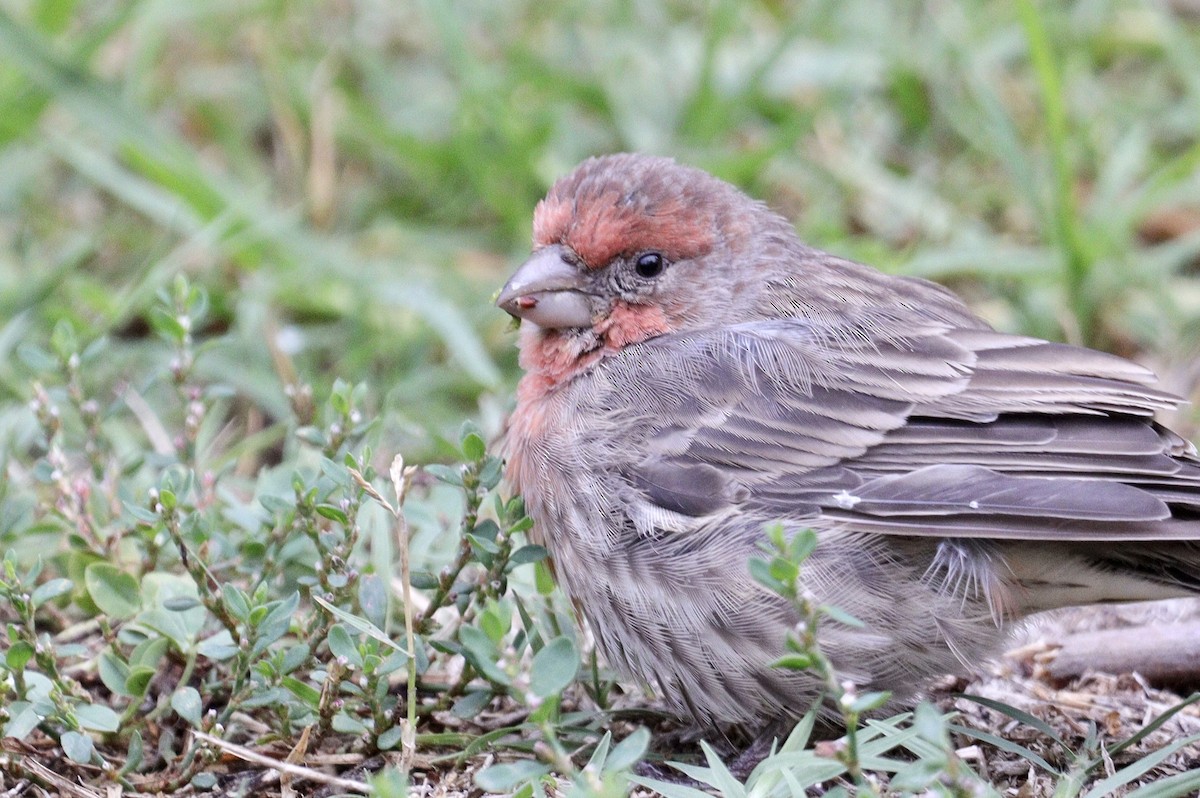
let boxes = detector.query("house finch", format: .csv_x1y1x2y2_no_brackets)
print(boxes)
497,153,1200,728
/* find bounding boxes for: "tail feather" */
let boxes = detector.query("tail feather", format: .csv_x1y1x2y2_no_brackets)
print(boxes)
1003,542,1200,615
1089,542,1200,595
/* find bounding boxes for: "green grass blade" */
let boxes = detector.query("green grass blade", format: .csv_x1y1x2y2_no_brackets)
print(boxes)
1121,769,1200,798
1083,732,1200,798
949,723,1059,774
1106,693,1200,758
955,694,1067,748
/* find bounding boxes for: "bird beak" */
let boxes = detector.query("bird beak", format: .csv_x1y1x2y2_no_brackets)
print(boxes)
496,246,595,329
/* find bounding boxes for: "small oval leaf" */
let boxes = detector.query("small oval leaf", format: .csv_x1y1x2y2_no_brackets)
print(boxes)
61,730,94,764
84,565,140,620
529,636,579,699
171,687,203,726
74,703,120,732
31,578,74,608
475,760,551,792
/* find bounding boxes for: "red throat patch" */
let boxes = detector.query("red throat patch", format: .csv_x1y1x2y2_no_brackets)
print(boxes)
594,301,671,348
515,301,672,401
507,300,672,488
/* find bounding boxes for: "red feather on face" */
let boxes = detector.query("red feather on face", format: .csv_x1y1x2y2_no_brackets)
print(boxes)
498,153,1200,730
532,153,719,270
533,190,716,269
510,155,719,400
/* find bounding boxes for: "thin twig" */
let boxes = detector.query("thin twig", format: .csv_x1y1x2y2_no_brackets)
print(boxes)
349,458,418,770
192,730,371,794
388,456,419,771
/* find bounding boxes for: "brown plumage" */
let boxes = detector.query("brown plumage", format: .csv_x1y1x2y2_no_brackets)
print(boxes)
497,153,1200,728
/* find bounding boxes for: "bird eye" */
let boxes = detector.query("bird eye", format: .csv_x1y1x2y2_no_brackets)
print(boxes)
634,252,665,279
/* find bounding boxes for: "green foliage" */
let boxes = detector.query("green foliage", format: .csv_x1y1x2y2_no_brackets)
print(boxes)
955,693,1200,797
0,0,1198,793
0,0,1197,451
0,282,622,791
633,706,1005,798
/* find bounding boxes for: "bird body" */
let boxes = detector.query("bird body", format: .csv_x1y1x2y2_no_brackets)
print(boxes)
498,153,1200,727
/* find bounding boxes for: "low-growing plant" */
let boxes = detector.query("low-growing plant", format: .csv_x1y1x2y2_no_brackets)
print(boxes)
0,277,641,793
0,279,1196,798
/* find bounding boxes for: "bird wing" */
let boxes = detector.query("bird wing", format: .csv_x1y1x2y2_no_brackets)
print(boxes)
603,316,1200,541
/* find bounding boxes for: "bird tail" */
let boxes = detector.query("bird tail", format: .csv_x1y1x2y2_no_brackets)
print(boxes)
1004,541,1200,615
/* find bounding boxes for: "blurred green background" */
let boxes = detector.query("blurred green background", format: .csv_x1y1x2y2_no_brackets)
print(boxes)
2,0,1199,459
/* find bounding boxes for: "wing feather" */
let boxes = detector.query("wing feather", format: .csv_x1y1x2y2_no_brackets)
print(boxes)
601,316,1200,542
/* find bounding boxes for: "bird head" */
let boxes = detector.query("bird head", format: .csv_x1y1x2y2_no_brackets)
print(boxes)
497,154,795,376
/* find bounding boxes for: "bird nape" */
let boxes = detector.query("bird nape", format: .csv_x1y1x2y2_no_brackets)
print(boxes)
497,152,1200,731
